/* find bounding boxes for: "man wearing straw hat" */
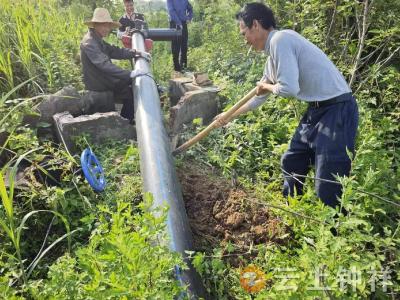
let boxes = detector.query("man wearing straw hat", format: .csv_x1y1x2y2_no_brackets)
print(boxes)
80,7,150,121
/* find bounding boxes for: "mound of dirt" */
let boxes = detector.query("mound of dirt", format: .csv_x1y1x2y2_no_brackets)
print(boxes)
177,163,287,254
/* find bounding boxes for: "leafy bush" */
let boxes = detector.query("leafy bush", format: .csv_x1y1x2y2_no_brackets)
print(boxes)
0,0,399,298
184,0,400,298
30,194,185,300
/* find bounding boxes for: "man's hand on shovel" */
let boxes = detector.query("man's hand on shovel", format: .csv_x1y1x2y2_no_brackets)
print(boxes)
213,112,232,128
256,81,274,95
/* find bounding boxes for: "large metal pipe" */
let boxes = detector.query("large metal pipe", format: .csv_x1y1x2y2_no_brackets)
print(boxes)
145,28,182,41
131,32,207,299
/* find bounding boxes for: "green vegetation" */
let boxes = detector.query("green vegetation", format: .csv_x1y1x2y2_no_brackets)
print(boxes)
0,0,399,299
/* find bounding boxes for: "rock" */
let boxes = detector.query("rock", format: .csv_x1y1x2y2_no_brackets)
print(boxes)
168,74,220,150
53,112,136,153
3,167,29,190
192,72,213,86
169,77,195,106
37,86,82,124
169,89,219,135
169,75,219,106
20,86,83,142
80,90,115,114
26,86,82,142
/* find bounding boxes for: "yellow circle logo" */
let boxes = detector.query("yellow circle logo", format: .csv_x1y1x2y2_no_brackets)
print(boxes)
240,265,266,293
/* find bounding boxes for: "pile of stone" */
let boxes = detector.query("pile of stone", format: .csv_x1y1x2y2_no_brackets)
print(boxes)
24,86,135,153
168,72,220,149
12,71,220,154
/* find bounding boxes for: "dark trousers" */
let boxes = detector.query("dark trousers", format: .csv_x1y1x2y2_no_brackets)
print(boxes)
170,21,188,72
281,93,359,207
114,78,134,122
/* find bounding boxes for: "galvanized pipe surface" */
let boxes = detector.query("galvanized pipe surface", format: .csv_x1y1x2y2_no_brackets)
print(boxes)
131,32,207,299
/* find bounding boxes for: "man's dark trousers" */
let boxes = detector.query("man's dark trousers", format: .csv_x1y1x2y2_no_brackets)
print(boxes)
281,93,359,207
170,21,188,72
114,78,134,121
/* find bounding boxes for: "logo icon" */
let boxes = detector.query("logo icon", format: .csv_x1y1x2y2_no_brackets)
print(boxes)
240,265,266,293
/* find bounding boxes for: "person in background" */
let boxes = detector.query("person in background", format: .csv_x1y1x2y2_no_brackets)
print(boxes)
167,0,193,72
117,0,145,39
80,8,150,122
215,3,359,209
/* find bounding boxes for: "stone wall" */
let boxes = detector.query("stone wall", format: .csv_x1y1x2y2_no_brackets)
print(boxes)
168,75,220,142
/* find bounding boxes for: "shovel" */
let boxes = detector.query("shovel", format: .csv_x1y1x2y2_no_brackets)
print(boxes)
172,87,257,156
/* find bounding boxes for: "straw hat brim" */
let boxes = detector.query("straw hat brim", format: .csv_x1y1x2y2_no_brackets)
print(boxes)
85,21,121,29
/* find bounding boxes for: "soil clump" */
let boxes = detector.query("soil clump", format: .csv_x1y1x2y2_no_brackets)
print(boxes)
177,162,288,258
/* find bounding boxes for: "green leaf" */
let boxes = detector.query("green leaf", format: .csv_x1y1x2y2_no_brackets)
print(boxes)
0,218,13,240
16,209,71,254
0,77,35,106
0,171,13,220
9,148,41,201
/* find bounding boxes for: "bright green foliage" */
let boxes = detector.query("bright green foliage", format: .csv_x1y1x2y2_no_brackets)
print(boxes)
0,138,187,298
0,0,88,96
0,0,399,298
29,194,185,299
0,149,73,286
183,0,400,298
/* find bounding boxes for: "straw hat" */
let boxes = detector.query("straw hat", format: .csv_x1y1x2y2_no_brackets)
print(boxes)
84,8,121,28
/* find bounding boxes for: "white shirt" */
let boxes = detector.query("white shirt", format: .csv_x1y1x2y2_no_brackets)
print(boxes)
247,29,351,110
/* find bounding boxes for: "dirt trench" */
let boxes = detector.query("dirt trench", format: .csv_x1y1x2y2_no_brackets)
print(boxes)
177,162,288,258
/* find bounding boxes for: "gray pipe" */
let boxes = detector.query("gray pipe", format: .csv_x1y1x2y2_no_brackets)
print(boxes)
131,32,208,299
146,28,182,41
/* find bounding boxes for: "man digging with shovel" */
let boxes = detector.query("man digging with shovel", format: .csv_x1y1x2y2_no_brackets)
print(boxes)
214,3,359,208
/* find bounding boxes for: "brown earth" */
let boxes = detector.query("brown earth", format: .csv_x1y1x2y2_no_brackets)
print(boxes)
177,162,288,257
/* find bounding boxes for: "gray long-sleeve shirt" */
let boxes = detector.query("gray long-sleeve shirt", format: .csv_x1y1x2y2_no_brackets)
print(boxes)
80,29,135,91
247,29,351,110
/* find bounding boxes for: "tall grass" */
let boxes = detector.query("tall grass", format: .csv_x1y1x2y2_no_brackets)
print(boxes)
0,80,76,285
0,0,88,97
0,149,76,284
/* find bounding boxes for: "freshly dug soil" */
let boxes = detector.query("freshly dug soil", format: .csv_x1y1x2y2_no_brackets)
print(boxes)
177,162,287,255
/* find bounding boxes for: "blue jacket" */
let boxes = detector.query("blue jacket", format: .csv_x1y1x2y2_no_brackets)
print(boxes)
167,0,193,25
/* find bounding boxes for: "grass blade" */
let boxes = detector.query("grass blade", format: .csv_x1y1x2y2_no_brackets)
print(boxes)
0,95,45,126
0,77,35,106
16,209,71,255
0,171,12,220
8,147,41,202
26,229,80,279
0,218,13,241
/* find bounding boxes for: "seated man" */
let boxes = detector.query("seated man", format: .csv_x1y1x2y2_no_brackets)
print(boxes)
80,7,150,122
117,0,145,39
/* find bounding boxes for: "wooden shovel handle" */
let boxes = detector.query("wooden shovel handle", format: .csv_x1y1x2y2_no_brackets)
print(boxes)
172,87,258,156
